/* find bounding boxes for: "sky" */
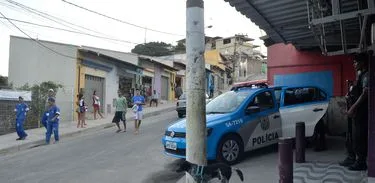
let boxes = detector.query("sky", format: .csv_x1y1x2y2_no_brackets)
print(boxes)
0,0,266,76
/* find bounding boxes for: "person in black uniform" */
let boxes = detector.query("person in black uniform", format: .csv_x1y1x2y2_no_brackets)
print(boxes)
341,52,369,171
339,80,356,166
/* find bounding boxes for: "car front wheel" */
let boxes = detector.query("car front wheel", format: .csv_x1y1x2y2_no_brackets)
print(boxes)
216,134,243,165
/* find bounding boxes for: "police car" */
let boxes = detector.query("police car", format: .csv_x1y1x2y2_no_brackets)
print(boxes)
162,85,329,164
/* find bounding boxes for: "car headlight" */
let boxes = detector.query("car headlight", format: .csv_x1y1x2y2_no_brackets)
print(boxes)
207,128,213,136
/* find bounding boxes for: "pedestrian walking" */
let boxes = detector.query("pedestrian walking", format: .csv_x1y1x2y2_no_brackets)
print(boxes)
41,89,55,129
132,89,145,134
92,90,104,120
77,94,87,128
209,83,214,98
112,92,128,133
175,85,182,99
14,96,29,140
45,97,60,144
149,90,159,107
342,52,369,171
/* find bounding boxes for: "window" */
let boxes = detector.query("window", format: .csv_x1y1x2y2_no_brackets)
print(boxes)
283,87,327,106
206,91,250,113
223,38,231,44
248,91,274,111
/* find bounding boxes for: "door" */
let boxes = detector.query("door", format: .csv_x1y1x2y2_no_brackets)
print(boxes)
161,76,169,100
84,74,105,113
280,87,329,137
243,91,282,151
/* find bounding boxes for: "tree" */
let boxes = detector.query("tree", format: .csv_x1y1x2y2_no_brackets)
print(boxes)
17,81,63,127
174,42,186,54
131,42,174,56
0,75,8,89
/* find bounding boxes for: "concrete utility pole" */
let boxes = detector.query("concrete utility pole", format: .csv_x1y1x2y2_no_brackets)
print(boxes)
186,0,207,182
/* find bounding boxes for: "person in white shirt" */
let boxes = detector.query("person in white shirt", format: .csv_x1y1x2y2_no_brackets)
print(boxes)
92,90,104,120
149,90,159,107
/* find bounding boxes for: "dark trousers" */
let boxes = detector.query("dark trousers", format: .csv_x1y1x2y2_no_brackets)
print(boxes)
345,117,356,159
354,114,368,162
150,99,158,107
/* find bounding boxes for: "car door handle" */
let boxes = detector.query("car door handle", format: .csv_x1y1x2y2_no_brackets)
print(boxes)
313,108,324,112
273,115,280,119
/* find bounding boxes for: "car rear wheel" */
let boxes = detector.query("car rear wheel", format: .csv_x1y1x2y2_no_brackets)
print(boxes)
216,134,243,165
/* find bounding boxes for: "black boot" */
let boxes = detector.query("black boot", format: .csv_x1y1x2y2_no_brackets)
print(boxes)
348,160,367,171
339,157,355,167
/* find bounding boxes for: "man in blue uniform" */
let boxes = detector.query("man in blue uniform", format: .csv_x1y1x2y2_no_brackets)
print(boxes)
41,89,55,129
45,97,60,144
132,89,145,134
15,96,29,140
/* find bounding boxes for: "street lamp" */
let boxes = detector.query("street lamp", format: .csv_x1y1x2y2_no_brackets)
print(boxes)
206,25,213,29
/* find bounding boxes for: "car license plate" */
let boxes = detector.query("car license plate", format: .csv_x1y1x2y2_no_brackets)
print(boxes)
166,141,177,150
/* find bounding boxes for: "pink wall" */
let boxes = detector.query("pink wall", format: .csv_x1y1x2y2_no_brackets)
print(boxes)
267,43,356,96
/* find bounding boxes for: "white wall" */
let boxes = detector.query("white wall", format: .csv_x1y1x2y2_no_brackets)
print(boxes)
8,36,78,122
106,67,119,114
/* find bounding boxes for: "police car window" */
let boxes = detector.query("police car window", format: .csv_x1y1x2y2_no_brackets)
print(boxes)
284,87,325,106
274,89,282,102
206,91,250,113
248,91,274,111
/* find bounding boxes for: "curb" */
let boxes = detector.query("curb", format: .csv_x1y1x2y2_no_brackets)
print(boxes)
0,106,176,156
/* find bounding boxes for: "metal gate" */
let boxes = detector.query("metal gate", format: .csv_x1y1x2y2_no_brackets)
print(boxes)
84,74,105,113
161,76,169,100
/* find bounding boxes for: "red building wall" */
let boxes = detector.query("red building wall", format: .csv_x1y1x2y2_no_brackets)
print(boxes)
267,44,356,96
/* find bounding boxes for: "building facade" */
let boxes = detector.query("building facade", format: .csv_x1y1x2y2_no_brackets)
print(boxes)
8,36,176,123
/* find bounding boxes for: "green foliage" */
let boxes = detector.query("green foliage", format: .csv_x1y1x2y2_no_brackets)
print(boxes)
131,41,174,56
17,81,63,123
174,42,186,54
0,75,8,89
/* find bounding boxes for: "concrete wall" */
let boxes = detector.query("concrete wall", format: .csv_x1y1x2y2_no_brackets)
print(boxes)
267,43,355,96
8,36,77,122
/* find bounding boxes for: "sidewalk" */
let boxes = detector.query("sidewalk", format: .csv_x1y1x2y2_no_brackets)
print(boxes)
176,137,368,183
0,101,176,156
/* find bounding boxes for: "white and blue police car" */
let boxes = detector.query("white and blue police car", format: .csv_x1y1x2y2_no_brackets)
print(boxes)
162,85,329,164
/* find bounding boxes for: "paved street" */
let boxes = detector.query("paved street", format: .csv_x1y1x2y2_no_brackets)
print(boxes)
0,111,184,183
0,109,368,183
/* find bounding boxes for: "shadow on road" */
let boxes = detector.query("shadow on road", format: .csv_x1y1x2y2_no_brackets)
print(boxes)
142,159,185,183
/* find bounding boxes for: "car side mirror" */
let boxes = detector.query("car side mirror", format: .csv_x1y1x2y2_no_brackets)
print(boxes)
246,106,260,115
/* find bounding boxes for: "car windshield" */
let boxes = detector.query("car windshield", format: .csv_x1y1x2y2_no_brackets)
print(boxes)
206,91,250,114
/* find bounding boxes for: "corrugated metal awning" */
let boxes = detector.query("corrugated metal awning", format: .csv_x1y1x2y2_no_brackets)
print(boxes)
224,0,371,53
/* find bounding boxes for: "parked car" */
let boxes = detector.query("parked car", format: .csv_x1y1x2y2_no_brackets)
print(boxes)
162,85,329,164
176,92,211,118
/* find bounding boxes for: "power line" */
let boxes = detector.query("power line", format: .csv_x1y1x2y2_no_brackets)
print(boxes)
3,0,117,39
0,17,181,52
0,11,77,60
0,15,181,60
0,2,178,50
61,0,184,37
0,17,138,45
